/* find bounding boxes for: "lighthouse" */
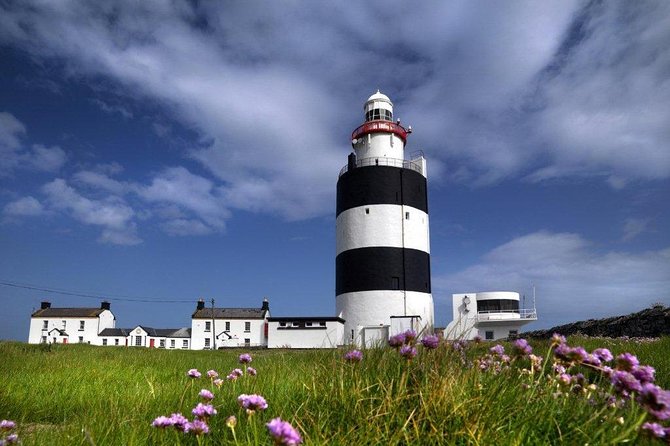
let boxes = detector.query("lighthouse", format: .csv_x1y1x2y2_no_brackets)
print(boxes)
336,91,434,346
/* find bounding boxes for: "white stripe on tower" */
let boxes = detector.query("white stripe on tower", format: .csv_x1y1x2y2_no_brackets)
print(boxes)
335,91,434,345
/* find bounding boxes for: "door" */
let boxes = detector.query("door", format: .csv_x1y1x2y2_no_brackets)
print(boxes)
149,339,155,348
63,338,68,344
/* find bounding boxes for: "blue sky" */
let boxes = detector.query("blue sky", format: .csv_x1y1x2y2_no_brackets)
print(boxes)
1,1,669,341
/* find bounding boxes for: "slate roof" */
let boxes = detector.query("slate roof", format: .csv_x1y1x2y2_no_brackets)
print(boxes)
31,307,106,318
192,307,266,320
268,316,345,323
99,327,191,338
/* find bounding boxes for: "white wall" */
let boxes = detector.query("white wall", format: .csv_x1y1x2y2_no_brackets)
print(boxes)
29,309,114,344
337,290,434,346
336,205,430,255
267,321,344,348
191,318,266,350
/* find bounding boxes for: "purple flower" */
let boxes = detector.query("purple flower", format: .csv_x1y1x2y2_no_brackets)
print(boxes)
232,368,244,377
611,370,642,395
266,417,303,445
616,353,639,371
185,419,209,435
641,422,666,439
213,378,224,388
558,373,572,386
403,330,417,343
192,403,217,419
247,367,257,376
451,340,466,351
238,394,268,412
226,415,237,428
206,369,219,379
199,389,214,401
473,335,483,343
637,383,670,420
227,373,239,381
399,345,417,359
169,413,189,431
489,344,505,356
3,433,19,444
583,354,602,367
512,338,532,356
0,420,15,431
632,365,655,385
239,353,253,364
421,335,440,349
566,346,588,363
187,368,201,378
344,350,363,362
553,343,571,361
551,333,566,346
388,333,405,348
592,348,613,363
152,416,174,428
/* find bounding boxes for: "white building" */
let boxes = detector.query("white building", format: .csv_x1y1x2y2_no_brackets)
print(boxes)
29,301,115,344
190,298,270,349
444,291,538,340
267,317,345,348
336,91,434,347
97,326,191,348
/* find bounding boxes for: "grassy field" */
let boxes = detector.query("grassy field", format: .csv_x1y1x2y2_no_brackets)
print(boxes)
1,335,669,445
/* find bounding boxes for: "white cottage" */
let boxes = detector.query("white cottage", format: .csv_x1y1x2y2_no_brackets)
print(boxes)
267,317,345,348
29,301,115,344
191,298,270,349
444,291,538,340
97,326,191,348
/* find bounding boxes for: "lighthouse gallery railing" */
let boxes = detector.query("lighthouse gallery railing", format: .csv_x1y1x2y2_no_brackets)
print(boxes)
338,156,423,177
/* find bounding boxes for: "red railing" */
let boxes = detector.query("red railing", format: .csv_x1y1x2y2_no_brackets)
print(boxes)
351,120,409,143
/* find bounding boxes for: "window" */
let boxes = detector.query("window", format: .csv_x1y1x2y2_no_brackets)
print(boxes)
509,330,518,337
102,339,107,346
244,322,251,332
365,208,370,214
305,322,312,327
319,322,326,327
115,339,119,346
292,322,299,327
244,338,250,347
205,321,211,332
225,321,231,331
204,338,211,348
78,336,84,343
62,320,66,330
182,340,188,349
279,322,286,327
485,331,494,340
391,277,400,290
171,339,176,348
79,320,85,331
159,339,165,348
405,212,410,220
351,329,354,341
135,336,142,346
477,299,520,313
42,320,48,330
41,336,47,343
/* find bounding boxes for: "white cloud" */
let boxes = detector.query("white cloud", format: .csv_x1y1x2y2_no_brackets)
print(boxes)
622,218,650,242
434,231,670,327
0,1,667,219
28,144,67,172
73,170,128,195
161,218,212,236
3,196,45,217
42,178,141,245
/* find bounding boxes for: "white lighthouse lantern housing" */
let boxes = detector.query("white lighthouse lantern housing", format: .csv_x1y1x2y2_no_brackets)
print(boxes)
336,91,434,347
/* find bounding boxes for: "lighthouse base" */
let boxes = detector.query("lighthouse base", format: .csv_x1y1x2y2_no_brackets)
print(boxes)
336,290,434,347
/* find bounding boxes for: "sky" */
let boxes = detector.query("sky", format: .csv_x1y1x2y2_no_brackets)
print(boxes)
0,1,669,341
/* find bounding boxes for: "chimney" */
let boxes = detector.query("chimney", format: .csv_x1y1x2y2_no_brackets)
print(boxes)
41,301,51,309
101,301,111,310
261,298,269,312
197,299,205,311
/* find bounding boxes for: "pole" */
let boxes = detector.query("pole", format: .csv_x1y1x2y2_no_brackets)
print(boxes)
211,298,216,350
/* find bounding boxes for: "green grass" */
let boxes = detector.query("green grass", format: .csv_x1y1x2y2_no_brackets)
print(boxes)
1,336,668,445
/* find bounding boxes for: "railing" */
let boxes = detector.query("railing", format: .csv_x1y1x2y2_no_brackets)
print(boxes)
351,120,409,142
476,308,538,322
339,156,423,177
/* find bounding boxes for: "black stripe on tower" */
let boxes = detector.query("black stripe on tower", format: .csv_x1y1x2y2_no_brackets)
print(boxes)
336,247,431,295
337,166,428,216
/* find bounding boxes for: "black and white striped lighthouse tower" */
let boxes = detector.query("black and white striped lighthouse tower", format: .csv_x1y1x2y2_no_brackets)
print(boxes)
336,91,434,345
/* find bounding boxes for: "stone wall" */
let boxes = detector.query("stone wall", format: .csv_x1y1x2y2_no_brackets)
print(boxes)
525,305,670,339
